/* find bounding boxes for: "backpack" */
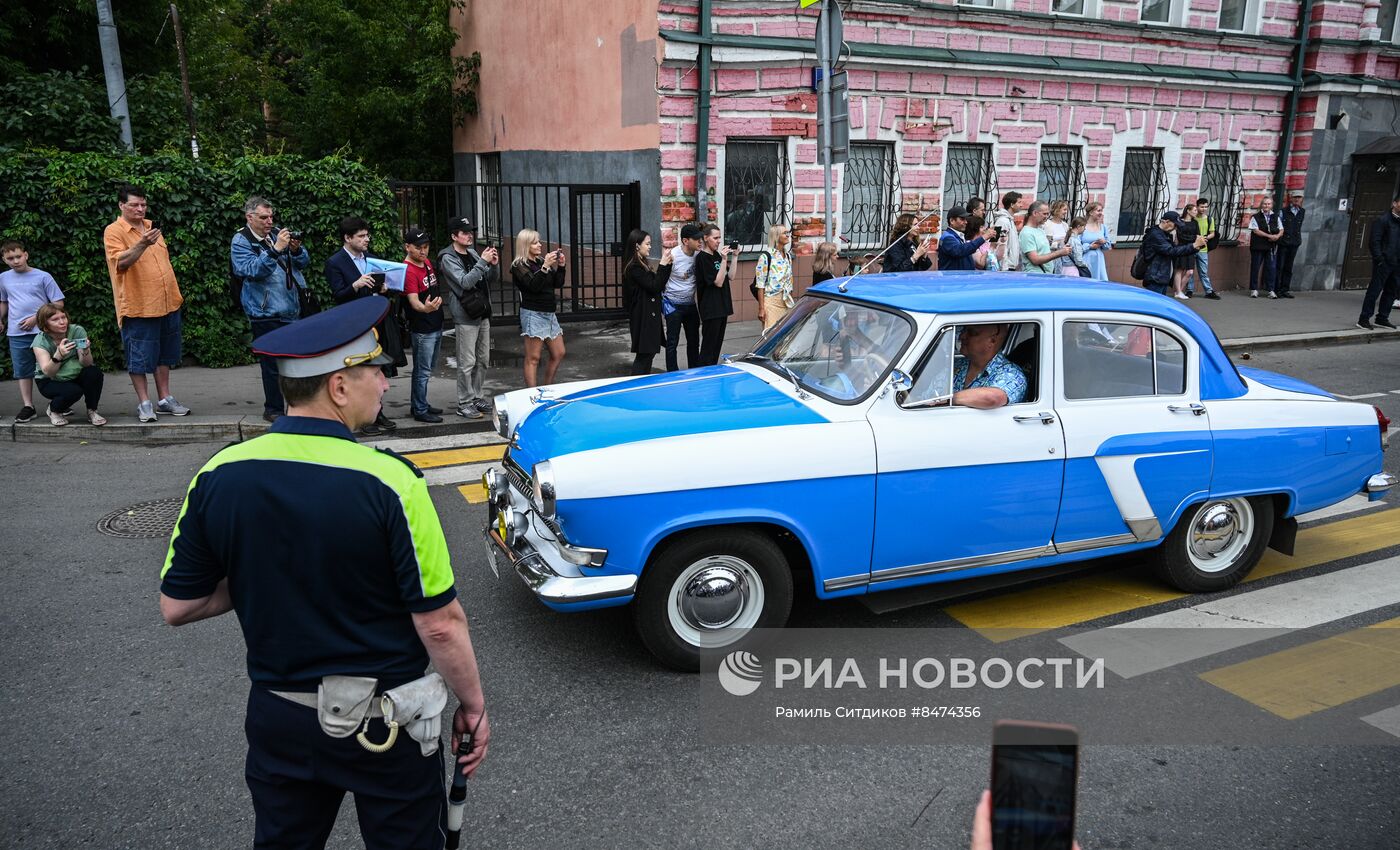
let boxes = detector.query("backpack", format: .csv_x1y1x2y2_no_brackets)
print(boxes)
1129,247,1148,281
749,249,773,301
450,250,492,320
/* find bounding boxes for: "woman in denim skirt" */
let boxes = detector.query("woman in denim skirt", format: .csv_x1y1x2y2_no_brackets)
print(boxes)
510,229,567,387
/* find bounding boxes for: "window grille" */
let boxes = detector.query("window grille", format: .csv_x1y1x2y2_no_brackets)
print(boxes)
723,140,792,248
841,143,901,251
1116,148,1167,242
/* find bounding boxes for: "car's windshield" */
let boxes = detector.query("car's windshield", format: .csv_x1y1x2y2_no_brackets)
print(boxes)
750,297,912,401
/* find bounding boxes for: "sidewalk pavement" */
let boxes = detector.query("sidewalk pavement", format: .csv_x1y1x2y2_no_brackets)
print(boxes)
7,288,1397,444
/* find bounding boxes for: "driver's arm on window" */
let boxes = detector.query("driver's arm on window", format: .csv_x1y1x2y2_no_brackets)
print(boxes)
952,387,1009,409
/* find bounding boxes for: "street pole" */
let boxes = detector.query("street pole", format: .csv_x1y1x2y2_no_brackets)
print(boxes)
818,0,834,242
170,3,200,159
95,0,134,152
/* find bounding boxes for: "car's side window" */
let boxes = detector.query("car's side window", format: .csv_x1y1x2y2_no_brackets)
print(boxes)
904,321,1040,407
1062,321,1188,400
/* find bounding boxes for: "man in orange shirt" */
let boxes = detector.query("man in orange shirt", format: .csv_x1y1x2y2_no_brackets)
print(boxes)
103,184,191,422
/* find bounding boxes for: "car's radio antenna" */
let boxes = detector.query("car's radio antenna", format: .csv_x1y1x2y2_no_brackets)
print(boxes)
838,209,939,292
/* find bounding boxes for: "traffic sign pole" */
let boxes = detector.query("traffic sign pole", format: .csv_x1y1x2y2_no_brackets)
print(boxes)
818,0,834,242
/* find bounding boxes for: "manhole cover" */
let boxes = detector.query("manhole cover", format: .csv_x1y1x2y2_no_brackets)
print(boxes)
96,497,185,539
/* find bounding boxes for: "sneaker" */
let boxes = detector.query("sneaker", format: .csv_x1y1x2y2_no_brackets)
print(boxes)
1376,318,1398,330
445,356,459,370
1174,292,1189,300
1267,292,1278,299
1204,292,1221,300
157,396,191,416
473,397,493,412
359,422,383,437
87,410,107,427
374,411,398,431
426,405,444,415
262,411,282,423
137,400,157,422
456,405,484,420
1183,291,1194,298
46,405,68,427
1250,291,1259,298
14,405,36,423
413,412,444,424
1357,318,1375,330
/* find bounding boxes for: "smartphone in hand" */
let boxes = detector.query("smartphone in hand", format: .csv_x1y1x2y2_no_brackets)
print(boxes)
990,720,1078,850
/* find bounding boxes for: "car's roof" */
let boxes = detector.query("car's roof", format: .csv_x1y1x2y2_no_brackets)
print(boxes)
809,271,1248,400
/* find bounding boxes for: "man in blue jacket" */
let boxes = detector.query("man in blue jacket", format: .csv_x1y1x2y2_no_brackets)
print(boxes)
1141,211,1206,295
231,195,310,422
936,206,990,272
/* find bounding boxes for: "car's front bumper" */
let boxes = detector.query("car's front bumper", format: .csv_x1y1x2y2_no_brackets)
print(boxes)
1365,472,1398,502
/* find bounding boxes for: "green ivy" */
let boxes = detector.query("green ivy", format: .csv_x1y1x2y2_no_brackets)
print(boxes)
0,151,397,375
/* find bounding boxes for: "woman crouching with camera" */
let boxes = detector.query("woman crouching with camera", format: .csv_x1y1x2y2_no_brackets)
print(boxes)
511,229,567,387
29,303,106,426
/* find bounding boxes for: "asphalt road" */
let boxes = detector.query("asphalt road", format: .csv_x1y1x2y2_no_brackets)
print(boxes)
3,340,1398,849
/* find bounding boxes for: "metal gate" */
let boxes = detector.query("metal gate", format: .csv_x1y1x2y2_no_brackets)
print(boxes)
389,180,640,323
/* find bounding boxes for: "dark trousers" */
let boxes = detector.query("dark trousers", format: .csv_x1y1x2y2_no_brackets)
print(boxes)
35,365,103,412
1249,250,1275,293
1276,244,1299,294
251,319,291,415
245,686,446,850
663,301,700,372
631,353,656,376
1361,263,1399,322
699,317,728,367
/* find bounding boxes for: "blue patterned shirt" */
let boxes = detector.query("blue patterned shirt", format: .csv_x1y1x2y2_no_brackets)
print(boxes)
954,353,1027,404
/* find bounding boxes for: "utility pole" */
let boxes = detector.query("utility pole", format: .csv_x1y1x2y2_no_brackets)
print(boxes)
817,0,834,242
170,3,200,158
95,0,134,151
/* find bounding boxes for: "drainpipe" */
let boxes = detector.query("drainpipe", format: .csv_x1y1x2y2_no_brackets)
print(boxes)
1274,0,1316,207
695,0,712,225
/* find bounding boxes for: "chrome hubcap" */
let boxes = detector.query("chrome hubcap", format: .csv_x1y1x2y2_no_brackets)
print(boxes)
1186,499,1253,573
679,565,750,631
668,555,766,648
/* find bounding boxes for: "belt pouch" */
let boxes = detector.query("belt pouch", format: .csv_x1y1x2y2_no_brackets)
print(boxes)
317,675,379,738
380,672,449,756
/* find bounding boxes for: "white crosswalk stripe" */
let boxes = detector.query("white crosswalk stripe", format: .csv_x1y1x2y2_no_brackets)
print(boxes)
1361,704,1400,739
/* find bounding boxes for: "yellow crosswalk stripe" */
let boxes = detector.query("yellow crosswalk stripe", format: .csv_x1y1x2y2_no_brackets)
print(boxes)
458,483,488,504
947,507,1400,641
402,444,505,469
1198,617,1400,720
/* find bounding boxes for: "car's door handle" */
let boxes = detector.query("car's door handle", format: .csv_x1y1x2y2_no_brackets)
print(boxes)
1168,403,1207,416
1013,411,1056,425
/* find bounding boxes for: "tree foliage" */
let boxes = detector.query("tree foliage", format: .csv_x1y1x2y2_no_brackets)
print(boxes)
0,151,398,375
0,0,480,179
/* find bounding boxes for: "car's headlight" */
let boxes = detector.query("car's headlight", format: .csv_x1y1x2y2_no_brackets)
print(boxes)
492,396,509,438
531,460,556,518
481,468,508,508
497,508,526,547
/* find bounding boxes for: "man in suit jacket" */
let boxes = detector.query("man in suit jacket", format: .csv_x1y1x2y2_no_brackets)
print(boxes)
1358,194,1400,330
324,216,399,435
1276,191,1305,298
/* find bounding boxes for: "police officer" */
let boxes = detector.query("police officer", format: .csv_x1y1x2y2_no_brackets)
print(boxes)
158,295,489,849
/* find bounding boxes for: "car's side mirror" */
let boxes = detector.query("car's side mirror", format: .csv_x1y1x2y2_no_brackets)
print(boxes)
880,369,914,401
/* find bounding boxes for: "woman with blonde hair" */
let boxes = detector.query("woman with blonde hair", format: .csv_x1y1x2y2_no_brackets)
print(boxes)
754,224,794,331
510,228,567,386
811,241,839,286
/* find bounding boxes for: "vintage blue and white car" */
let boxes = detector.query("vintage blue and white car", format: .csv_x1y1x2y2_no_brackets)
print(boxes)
482,274,1394,669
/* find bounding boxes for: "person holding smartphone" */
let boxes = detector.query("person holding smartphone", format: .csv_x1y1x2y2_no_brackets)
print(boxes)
325,216,402,434
402,228,446,423
695,224,737,367
29,303,105,426
511,229,567,387
621,228,671,376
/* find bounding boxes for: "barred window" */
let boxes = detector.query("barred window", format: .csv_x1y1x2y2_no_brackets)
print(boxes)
1037,146,1086,221
1200,151,1244,242
1116,148,1167,242
841,143,900,251
723,140,791,249
944,143,995,215
476,153,502,243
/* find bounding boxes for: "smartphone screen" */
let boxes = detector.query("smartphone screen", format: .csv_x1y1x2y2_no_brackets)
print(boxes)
991,721,1078,850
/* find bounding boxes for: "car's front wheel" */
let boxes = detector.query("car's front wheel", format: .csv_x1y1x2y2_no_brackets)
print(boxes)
634,529,794,672
1152,496,1274,593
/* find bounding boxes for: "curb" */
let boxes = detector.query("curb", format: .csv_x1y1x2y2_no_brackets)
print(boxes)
1221,328,1400,354
7,414,496,445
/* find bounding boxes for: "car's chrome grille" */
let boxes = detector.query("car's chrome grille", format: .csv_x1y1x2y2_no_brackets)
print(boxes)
503,454,533,503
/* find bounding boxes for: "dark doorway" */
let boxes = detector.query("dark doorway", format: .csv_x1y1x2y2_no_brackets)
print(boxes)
1342,149,1400,290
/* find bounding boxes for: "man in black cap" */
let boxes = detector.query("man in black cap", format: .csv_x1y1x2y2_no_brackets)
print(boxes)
1142,211,1208,295
937,205,993,272
437,217,499,418
159,295,491,849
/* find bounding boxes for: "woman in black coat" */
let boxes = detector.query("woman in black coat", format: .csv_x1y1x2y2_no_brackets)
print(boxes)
882,212,934,273
1172,201,1201,298
622,228,672,375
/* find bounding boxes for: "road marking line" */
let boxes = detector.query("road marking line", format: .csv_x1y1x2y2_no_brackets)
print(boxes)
424,460,495,487
1297,494,1384,523
1360,703,1400,739
1059,556,1400,678
368,431,505,453
458,483,488,504
948,507,1400,640
1333,392,1387,400
1198,617,1400,720
401,445,506,469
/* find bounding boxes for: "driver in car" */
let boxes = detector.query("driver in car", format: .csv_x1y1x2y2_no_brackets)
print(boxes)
953,323,1027,409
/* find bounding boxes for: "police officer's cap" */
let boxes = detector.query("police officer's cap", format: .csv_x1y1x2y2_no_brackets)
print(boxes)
252,296,393,378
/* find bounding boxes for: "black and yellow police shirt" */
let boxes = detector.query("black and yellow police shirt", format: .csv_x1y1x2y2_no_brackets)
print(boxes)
160,416,456,692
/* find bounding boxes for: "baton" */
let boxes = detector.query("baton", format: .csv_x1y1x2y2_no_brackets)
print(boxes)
444,734,473,849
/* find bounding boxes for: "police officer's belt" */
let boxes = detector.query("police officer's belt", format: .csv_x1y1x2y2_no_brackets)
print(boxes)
272,673,448,756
